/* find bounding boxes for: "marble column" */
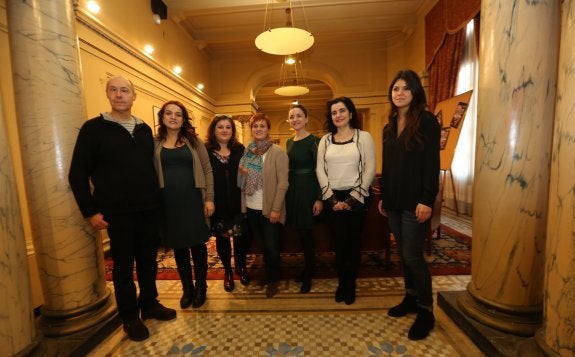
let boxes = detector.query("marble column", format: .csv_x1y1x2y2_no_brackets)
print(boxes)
458,0,559,336
6,0,115,336
0,92,39,356
535,0,575,355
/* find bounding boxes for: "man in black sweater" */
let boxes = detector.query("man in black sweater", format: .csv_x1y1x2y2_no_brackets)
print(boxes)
69,76,176,342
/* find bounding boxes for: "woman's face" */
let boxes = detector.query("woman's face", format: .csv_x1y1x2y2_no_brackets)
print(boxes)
214,118,233,144
330,102,351,129
391,79,414,110
288,107,308,132
162,103,184,130
251,120,269,141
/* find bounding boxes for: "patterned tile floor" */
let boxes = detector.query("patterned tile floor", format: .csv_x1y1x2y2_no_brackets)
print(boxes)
88,276,482,356
88,211,477,356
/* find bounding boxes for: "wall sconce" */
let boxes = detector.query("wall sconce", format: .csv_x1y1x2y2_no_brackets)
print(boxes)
86,1,100,14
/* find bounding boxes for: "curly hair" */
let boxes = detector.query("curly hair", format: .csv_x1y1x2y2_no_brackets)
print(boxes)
155,100,198,148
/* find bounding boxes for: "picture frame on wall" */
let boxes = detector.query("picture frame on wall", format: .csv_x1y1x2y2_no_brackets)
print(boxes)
449,102,468,129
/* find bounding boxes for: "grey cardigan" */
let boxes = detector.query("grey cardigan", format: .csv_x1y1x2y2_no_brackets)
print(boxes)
241,144,289,224
153,137,214,203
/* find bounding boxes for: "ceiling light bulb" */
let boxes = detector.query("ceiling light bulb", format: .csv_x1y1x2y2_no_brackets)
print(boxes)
197,83,205,90
285,56,296,65
144,44,154,54
173,66,182,74
86,1,100,14
152,13,161,25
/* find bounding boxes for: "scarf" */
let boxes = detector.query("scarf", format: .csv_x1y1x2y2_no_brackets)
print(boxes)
239,139,272,195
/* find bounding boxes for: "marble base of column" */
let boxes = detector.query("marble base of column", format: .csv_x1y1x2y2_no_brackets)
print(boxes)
458,285,542,336
38,289,116,337
438,291,545,357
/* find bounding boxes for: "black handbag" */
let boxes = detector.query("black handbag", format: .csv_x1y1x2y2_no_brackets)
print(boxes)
211,214,245,237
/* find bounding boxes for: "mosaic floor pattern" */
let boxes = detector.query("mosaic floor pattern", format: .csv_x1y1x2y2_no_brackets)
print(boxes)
89,276,483,356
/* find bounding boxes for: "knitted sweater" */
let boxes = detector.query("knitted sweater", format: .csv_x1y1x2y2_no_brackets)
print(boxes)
68,114,160,217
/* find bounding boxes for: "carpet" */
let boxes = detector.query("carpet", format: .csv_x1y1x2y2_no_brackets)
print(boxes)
104,224,470,281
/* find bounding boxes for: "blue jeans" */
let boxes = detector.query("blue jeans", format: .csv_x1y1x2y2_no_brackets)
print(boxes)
247,209,281,283
386,209,433,307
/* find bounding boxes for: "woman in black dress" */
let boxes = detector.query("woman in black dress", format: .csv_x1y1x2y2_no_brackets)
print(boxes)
206,115,250,292
154,100,214,309
285,104,322,293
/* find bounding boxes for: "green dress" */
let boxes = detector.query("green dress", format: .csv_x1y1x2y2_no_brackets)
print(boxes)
285,134,321,229
161,145,210,249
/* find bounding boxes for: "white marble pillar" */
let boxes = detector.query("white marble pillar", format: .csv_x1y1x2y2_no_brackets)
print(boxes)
6,0,114,336
535,0,575,355
0,91,38,357
459,0,559,335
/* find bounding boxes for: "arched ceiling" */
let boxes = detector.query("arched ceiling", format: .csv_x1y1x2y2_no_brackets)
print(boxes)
163,0,432,115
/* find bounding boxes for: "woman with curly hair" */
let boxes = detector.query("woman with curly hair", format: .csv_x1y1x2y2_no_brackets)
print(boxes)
154,100,214,309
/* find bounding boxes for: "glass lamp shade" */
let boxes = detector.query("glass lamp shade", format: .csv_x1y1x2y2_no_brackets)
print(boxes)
255,27,314,55
274,85,309,96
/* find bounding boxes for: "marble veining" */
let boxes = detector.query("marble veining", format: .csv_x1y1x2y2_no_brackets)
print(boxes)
6,0,108,316
0,97,36,356
472,0,558,306
541,0,575,354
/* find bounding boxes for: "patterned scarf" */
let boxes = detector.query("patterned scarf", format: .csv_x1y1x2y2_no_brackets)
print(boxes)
239,139,272,195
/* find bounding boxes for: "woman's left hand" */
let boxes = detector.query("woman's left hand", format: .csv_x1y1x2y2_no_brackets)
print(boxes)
269,210,280,223
204,201,215,217
415,203,432,223
312,200,323,216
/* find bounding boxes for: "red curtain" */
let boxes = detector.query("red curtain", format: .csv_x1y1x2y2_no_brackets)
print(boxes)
425,0,481,111
427,29,466,111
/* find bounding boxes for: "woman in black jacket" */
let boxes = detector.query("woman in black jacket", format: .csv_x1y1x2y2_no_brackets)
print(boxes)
379,70,440,341
206,115,250,291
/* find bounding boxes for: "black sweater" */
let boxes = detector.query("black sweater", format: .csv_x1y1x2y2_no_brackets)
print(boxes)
68,115,160,217
380,111,440,210
208,143,245,222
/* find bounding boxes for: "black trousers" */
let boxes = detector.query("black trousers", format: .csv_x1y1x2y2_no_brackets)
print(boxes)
215,233,249,271
326,191,366,282
106,210,160,322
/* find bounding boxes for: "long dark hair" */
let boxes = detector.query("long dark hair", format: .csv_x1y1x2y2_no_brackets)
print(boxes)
384,70,427,150
156,100,198,148
324,96,361,134
205,114,240,151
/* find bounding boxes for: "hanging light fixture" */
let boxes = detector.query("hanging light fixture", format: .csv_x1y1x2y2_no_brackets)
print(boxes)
255,0,314,55
274,55,309,96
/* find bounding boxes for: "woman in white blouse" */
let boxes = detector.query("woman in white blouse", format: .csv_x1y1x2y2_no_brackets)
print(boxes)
316,96,376,305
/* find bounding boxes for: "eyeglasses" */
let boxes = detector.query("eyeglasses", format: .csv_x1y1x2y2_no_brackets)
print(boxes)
215,114,232,120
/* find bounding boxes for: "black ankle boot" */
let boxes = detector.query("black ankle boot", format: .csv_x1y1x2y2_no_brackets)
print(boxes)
177,265,194,309
408,308,435,340
192,280,207,308
335,277,346,303
388,293,418,317
344,279,356,305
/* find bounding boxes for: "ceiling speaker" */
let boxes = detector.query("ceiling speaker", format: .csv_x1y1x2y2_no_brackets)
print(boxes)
151,0,167,20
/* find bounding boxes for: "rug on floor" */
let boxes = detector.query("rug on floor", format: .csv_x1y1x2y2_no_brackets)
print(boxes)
104,224,470,280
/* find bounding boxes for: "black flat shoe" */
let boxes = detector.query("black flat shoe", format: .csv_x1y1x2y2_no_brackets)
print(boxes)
237,267,250,286
224,270,235,292
300,279,312,294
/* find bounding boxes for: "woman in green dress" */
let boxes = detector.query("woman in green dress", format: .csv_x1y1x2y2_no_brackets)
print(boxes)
285,104,323,293
154,100,214,309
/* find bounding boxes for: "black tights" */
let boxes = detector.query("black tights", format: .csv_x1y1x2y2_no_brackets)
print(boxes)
297,229,315,278
173,244,208,280
215,235,249,272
